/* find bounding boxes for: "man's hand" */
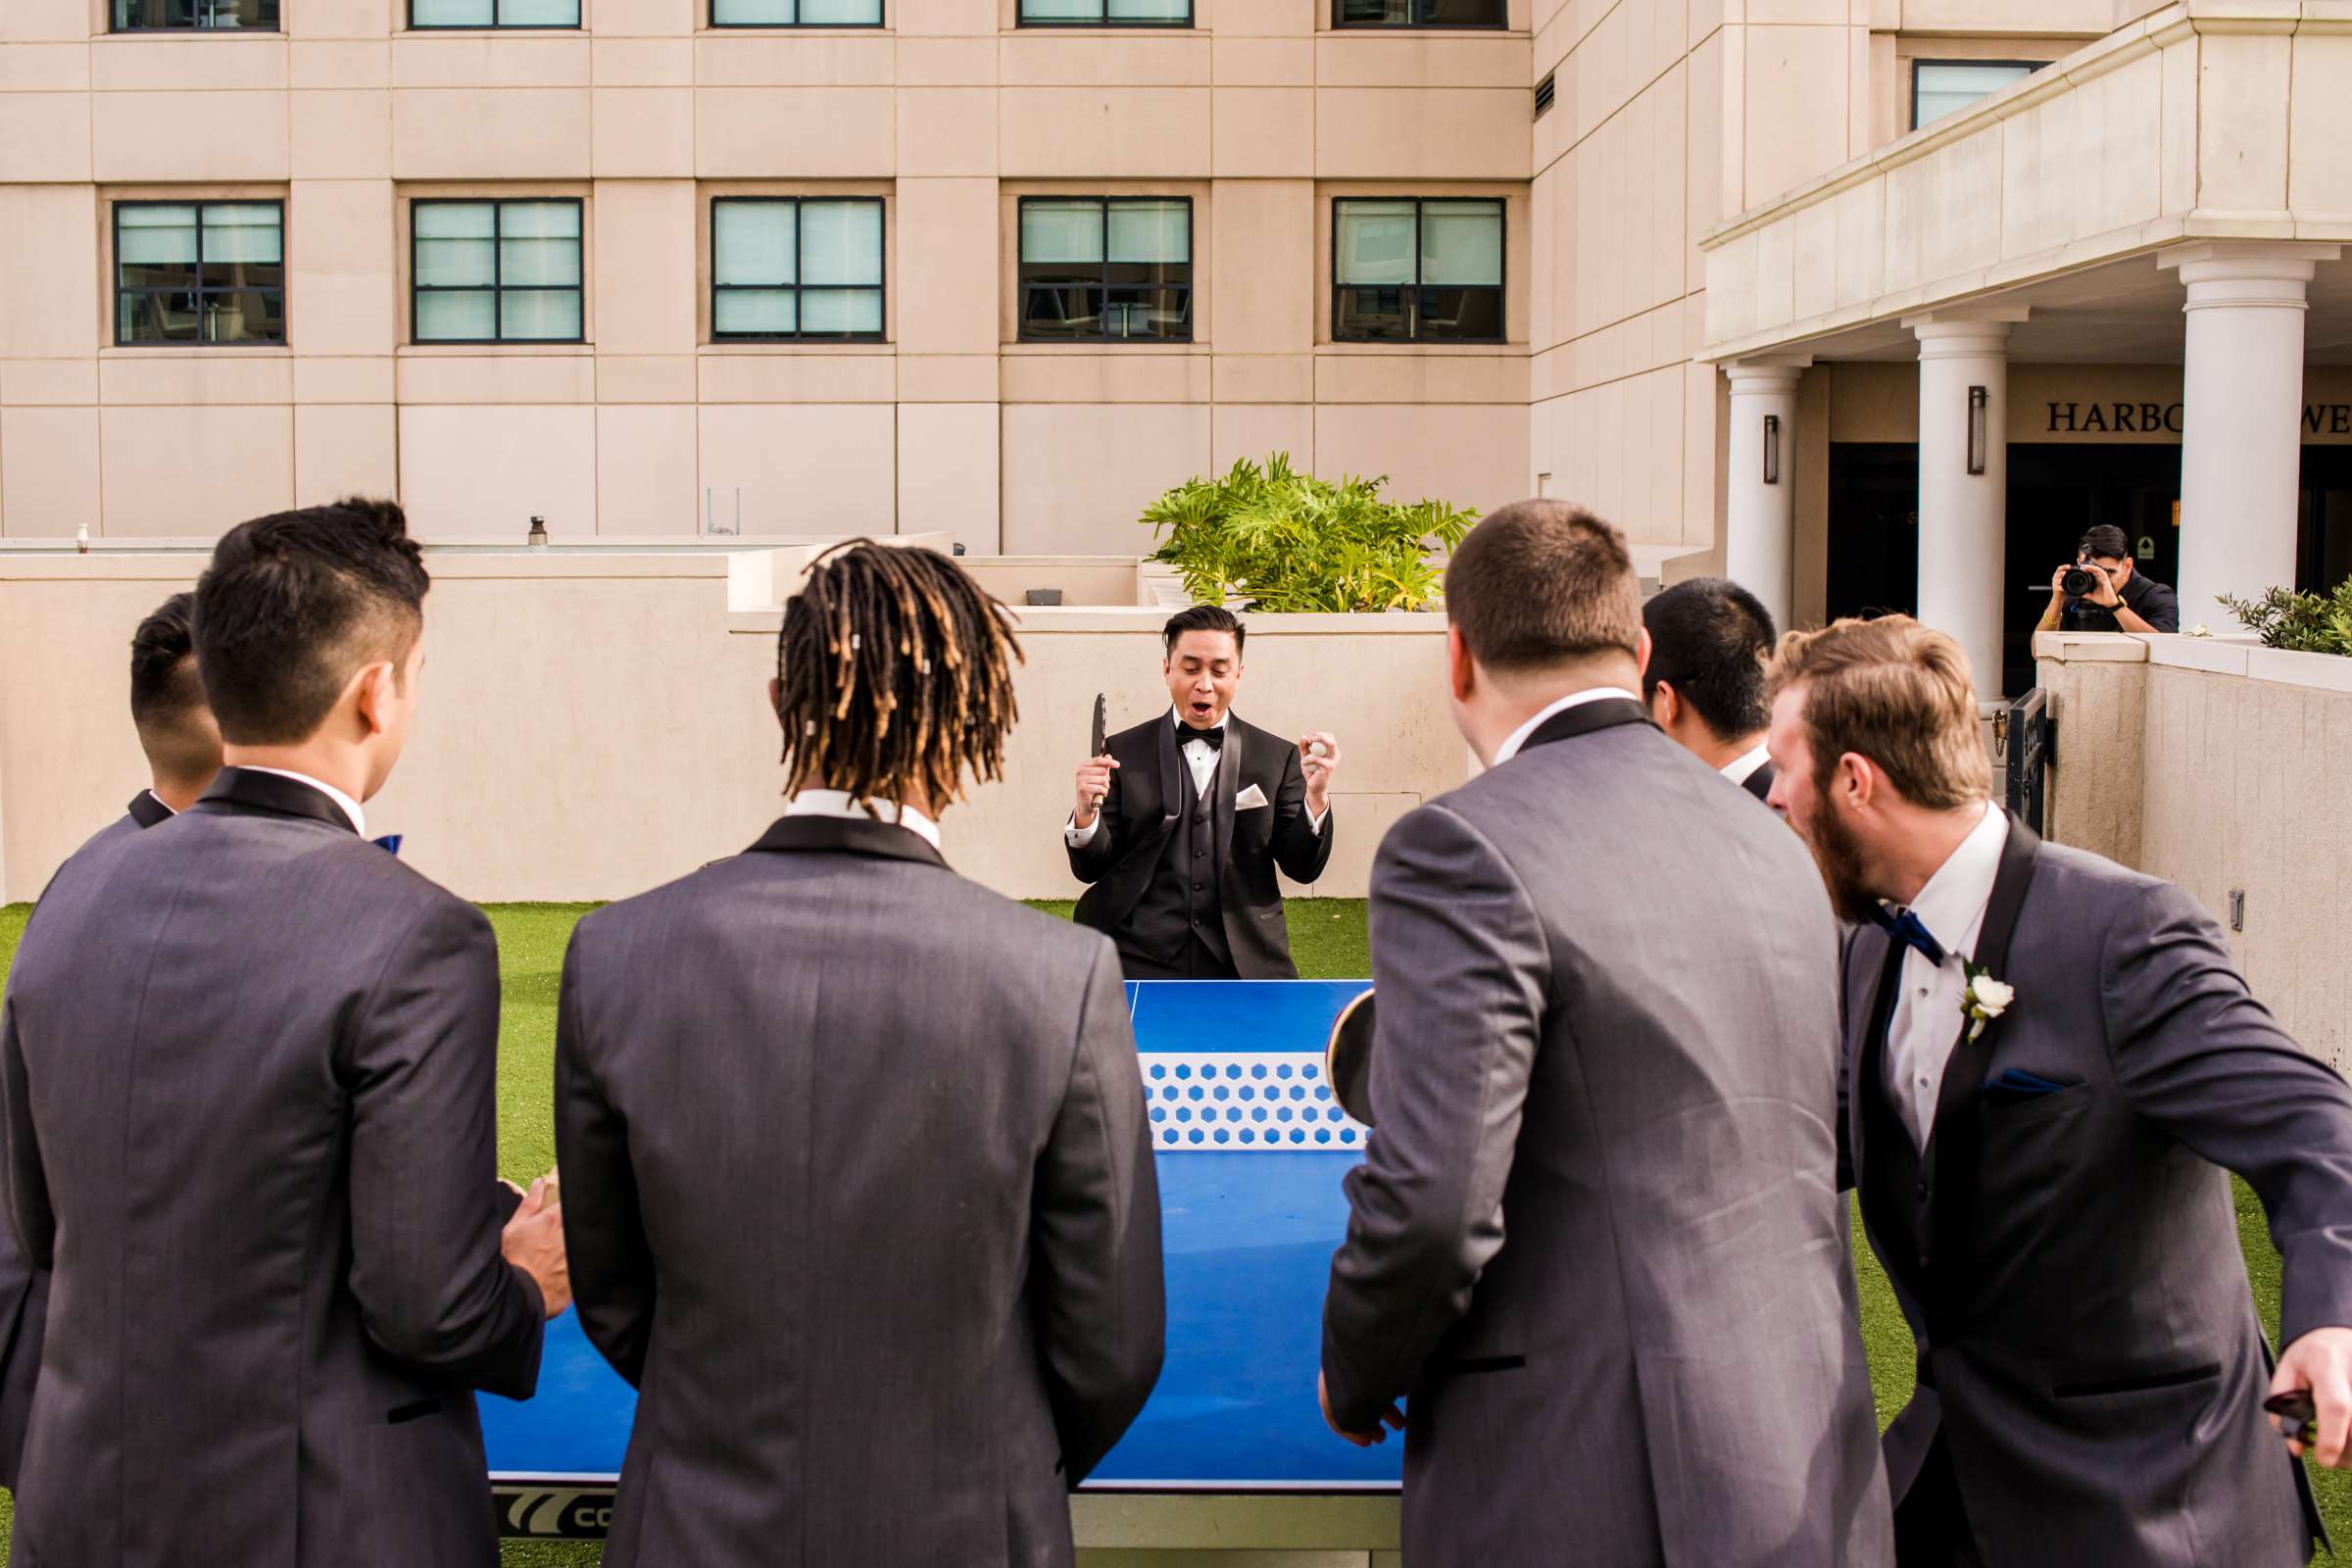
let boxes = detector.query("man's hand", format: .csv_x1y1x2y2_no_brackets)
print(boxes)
2048,563,2073,602
502,1175,571,1320
2082,561,2122,609
1319,1370,1403,1446
1298,732,1341,816
1074,753,1118,829
2274,1328,2352,1466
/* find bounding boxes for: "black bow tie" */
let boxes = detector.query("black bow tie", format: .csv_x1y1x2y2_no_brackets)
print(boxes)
1873,906,1947,966
1179,725,1224,751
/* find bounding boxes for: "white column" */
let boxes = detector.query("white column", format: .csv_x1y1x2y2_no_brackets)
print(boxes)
1909,312,2024,707
1723,361,1806,632
2158,242,2340,633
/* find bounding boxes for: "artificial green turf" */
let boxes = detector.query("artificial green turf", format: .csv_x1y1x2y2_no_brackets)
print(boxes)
0,900,2340,1565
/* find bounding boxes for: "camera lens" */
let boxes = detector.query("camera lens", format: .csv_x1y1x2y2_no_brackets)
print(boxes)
2062,566,2098,599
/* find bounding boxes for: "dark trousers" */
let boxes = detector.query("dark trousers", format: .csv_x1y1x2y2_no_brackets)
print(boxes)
1894,1434,1984,1568
1118,936,1239,982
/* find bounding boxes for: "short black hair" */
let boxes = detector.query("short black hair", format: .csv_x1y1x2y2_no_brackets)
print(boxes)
2079,524,2131,562
194,497,429,746
1641,576,1777,742
1163,604,1245,660
128,592,202,729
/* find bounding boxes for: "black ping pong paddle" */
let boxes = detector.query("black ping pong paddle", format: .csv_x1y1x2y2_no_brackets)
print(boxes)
1326,989,1377,1127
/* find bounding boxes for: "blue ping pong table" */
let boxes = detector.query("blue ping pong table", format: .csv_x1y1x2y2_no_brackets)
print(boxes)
484,979,1402,1541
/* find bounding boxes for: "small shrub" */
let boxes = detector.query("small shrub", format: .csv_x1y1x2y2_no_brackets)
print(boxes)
1139,454,1478,613
2217,582,2352,658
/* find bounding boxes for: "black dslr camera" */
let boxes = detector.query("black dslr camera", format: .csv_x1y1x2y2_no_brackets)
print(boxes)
2061,563,2104,600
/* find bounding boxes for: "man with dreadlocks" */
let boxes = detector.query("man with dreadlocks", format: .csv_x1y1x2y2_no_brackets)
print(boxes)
553,540,1165,1568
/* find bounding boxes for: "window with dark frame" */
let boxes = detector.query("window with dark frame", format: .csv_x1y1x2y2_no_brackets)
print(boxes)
1016,0,1192,25
412,199,585,344
710,0,883,24
112,0,278,29
1333,197,1503,344
1910,59,2039,130
1335,0,1507,27
408,0,580,27
115,201,286,347
711,198,886,341
1018,197,1193,343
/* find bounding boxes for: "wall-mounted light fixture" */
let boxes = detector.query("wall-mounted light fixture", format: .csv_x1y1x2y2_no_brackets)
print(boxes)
1762,415,1781,486
1967,386,1988,475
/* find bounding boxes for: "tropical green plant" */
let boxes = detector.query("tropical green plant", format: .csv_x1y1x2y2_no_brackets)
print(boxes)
1138,454,1479,612
2216,581,2352,658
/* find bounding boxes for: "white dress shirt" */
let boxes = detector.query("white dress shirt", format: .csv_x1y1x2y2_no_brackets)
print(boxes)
242,765,367,838
1065,709,1326,847
1491,687,1644,766
1883,799,2008,1147
1721,741,1772,788
785,788,942,851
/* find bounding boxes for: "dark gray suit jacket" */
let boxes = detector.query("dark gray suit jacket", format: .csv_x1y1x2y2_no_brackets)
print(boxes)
0,790,179,1490
0,767,545,1567
556,813,1165,1568
1842,815,2352,1567
1323,697,1892,1567
1067,713,1333,977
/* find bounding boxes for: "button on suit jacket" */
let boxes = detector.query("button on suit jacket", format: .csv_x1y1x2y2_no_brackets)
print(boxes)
556,813,1165,1568
0,766,546,1568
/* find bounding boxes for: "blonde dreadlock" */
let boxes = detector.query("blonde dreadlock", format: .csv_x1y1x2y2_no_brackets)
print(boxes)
775,541,1024,811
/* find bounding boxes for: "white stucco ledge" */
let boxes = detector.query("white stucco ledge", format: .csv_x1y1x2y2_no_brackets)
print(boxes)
2037,630,2352,692
725,606,1453,636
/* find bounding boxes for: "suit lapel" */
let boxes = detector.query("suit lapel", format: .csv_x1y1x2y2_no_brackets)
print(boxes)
1922,812,2040,1325
1211,716,1244,875
196,766,359,835
745,813,950,870
1852,934,1910,1287
1516,696,1653,754
127,790,174,829
1155,718,1185,840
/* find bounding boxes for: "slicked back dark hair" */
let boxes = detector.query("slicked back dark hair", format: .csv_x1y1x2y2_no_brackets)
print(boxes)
193,497,429,746
1641,576,1778,743
1445,500,1641,672
128,592,203,729
774,541,1023,809
2079,524,2131,562
1163,604,1245,660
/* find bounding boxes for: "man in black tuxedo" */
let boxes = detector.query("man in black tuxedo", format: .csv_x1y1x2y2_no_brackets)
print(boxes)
1066,605,1338,979
1642,575,1778,803
0,592,223,1491
1767,613,2352,1568
557,542,1162,1566
0,499,567,1567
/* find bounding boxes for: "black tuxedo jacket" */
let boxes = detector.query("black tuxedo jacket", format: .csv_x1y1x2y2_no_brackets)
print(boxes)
1839,813,2351,1567
1,767,544,1567
0,791,176,1489
1066,712,1334,979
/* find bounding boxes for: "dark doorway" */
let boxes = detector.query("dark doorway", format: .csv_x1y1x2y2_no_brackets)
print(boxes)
2299,447,2352,596
1826,443,1920,622
2006,443,2181,694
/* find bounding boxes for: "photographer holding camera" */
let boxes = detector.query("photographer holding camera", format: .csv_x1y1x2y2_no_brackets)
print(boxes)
2036,522,2179,636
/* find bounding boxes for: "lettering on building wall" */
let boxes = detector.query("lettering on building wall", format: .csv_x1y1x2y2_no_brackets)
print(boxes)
2043,401,2352,435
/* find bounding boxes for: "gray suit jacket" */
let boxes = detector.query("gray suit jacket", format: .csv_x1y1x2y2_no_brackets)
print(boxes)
0,790,179,1490
556,812,1165,1568
1322,697,1891,1568
0,766,545,1568
1842,815,2350,1567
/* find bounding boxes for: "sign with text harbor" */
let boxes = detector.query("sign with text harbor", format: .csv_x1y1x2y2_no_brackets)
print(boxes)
483,980,1398,1539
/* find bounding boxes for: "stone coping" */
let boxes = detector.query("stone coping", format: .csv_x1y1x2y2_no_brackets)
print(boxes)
2034,629,2352,692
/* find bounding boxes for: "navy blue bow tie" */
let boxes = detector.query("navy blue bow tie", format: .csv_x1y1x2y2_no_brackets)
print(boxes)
1874,906,1947,966
372,834,403,858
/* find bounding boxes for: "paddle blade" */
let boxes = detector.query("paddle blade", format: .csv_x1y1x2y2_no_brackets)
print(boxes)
1326,988,1377,1127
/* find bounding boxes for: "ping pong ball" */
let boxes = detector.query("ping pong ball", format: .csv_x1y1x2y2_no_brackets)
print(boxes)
1308,741,1330,759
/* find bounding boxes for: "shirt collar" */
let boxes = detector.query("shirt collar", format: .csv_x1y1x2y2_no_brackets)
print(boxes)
144,789,175,818
1720,740,1772,786
1897,800,2006,959
1493,687,1644,766
784,788,942,851
239,766,366,838
1169,707,1230,740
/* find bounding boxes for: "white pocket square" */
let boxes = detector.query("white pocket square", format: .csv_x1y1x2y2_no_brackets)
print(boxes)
1235,784,1271,811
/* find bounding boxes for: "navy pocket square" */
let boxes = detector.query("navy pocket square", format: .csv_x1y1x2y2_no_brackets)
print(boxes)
1982,1068,2080,1105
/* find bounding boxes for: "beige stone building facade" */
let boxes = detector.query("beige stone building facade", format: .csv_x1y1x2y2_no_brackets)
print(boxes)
4,0,2348,685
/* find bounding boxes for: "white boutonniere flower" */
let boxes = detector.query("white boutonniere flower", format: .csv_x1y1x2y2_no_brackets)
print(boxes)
1960,960,2014,1043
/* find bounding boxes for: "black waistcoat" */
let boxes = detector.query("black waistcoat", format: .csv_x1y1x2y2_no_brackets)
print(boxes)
1122,760,1229,968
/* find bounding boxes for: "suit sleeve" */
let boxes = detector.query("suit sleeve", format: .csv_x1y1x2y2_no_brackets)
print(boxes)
553,923,658,1389
1031,939,1164,1485
1065,744,1124,886
2104,880,2352,1348
1835,925,1858,1195
0,998,53,1272
344,898,545,1399
1322,803,1544,1430
1269,744,1335,885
